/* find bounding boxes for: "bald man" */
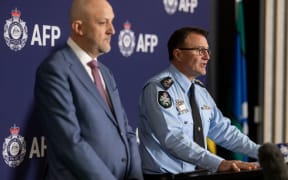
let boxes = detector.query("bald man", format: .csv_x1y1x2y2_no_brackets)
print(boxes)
34,0,143,179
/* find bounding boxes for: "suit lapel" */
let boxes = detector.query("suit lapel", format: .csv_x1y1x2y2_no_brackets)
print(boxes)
62,47,117,124
99,65,127,131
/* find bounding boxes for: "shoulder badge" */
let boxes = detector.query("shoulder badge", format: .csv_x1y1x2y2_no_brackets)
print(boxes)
160,77,173,90
158,91,172,108
2,124,26,168
195,79,205,88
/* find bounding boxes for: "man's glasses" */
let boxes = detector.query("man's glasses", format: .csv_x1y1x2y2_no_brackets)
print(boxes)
178,47,211,56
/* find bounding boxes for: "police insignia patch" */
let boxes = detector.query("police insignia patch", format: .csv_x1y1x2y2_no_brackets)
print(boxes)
158,91,172,108
160,77,173,90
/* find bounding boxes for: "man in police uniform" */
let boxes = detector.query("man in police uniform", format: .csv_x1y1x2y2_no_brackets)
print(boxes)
138,27,260,179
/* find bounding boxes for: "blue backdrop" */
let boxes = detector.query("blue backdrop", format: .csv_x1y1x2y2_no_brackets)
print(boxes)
0,0,211,179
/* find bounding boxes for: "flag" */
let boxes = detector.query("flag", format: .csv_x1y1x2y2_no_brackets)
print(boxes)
231,0,249,161
207,137,217,154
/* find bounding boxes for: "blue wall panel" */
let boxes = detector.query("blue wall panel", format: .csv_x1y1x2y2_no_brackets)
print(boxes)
0,0,211,179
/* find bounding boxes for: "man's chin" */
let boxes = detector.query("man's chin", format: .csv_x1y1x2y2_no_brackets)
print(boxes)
100,47,111,54
105,46,112,53
200,71,207,76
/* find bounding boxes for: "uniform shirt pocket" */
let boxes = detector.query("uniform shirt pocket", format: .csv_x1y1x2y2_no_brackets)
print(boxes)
178,112,193,138
199,105,213,135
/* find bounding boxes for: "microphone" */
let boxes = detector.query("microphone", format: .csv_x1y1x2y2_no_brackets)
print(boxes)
258,143,288,180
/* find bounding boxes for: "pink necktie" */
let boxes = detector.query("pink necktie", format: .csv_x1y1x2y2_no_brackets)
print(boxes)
87,60,111,108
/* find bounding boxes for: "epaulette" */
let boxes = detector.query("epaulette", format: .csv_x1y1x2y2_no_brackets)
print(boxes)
195,79,205,88
160,77,174,90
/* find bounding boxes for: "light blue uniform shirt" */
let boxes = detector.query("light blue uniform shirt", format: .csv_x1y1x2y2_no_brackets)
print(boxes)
138,64,260,174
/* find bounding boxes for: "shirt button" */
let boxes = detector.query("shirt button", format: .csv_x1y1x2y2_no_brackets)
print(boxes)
198,127,201,131
121,157,127,162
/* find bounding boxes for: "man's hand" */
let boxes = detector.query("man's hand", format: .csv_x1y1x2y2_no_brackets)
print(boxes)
218,160,260,172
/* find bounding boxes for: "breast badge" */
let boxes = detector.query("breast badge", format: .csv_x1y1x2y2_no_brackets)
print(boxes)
176,99,189,114
201,104,211,110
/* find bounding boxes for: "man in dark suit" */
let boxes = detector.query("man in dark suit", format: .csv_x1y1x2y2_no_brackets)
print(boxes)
34,0,143,179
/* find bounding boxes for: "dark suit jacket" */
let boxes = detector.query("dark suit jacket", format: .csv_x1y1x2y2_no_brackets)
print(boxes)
34,45,143,180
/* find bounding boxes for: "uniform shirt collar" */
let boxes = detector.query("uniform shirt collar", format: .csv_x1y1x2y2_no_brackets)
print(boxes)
168,64,192,94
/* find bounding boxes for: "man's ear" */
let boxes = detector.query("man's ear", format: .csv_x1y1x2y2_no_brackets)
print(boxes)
173,48,183,62
72,20,83,36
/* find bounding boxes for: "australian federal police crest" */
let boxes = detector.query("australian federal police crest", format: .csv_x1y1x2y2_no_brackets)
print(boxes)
4,8,28,51
163,0,198,15
163,0,178,15
118,21,135,57
2,125,26,168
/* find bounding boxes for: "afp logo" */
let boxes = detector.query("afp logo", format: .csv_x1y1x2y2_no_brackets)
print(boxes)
163,0,198,15
118,21,135,57
2,124,26,168
3,8,61,51
118,21,158,57
3,8,28,51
